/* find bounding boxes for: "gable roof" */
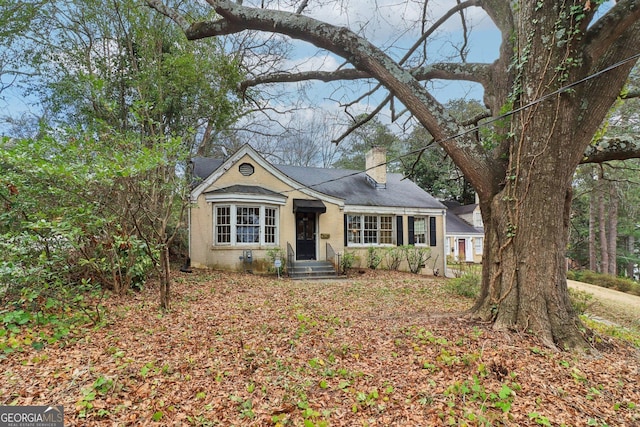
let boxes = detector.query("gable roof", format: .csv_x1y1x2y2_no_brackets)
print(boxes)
191,145,445,210
446,210,484,235
443,200,478,216
189,145,343,206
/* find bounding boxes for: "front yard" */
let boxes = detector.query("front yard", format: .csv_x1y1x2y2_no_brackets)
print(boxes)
1,269,639,426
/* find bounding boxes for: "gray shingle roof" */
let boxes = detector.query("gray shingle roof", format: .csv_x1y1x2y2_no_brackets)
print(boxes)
446,210,484,235
192,157,445,210
204,185,282,198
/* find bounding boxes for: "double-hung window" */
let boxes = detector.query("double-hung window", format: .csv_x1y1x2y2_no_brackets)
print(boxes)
409,216,437,247
214,204,279,246
347,214,394,245
474,237,483,255
413,217,428,244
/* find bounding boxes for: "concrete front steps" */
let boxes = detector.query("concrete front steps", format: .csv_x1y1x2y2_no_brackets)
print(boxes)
288,260,344,280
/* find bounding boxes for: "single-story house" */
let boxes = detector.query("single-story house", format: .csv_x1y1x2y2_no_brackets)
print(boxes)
188,144,447,276
443,199,484,264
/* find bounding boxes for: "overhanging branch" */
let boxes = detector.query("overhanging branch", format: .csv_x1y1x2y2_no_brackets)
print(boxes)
584,0,640,63
145,0,190,31
240,62,491,92
621,89,640,99
581,135,640,164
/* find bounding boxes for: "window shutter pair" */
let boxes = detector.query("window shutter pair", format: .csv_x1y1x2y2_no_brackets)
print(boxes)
345,215,436,247
406,216,437,246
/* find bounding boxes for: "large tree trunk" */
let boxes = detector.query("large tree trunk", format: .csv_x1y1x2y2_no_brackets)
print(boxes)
598,180,609,274
472,167,585,350
588,189,597,271
607,185,618,276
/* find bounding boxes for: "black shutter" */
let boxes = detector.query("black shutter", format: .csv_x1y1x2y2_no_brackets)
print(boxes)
408,216,415,245
429,216,437,246
344,215,348,247
396,216,403,246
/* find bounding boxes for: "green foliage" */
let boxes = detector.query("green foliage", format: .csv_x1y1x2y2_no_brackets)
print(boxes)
1,135,162,295
78,375,116,418
401,99,486,204
568,270,640,296
571,156,640,278
443,375,518,418
401,246,431,274
340,251,357,274
366,247,382,270
383,247,403,270
0,277,105,354
332,116,403,172
265,247,286,274
445,273,481,299
567,288,594,315
582,317,640,347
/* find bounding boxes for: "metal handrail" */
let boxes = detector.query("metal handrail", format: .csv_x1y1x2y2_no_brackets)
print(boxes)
287,242,295,275
326,242,341,276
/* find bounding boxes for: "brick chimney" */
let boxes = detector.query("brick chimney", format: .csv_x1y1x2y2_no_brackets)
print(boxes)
365,146,387,189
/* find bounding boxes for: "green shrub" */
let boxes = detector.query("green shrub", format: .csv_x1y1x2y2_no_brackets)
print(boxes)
568,288,594,315
366,247,383,270
384,247,403,271
445,273,480,298
611,276,638,293
340,251,357,274
401,246,431,274
265,247,286,274
571,270,639,295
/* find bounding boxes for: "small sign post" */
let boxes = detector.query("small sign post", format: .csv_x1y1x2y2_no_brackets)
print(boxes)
274,258,282,278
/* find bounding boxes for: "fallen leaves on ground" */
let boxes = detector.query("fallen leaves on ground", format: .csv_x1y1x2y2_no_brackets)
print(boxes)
1,269,639,426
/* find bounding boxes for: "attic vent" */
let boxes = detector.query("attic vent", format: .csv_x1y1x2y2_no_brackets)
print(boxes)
239,162,255,176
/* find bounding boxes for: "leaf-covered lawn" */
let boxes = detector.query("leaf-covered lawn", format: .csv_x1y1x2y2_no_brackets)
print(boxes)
2,269,639,426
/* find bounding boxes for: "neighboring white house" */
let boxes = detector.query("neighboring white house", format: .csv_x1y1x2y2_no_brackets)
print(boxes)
444,198,484,264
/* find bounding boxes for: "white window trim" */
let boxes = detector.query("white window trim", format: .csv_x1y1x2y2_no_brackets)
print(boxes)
213,203,280,246
474,236,483,255
347,214,395,247
413,216,429,247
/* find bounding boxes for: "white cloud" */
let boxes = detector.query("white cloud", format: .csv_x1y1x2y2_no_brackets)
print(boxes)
283,52,343,73
301,0,496,43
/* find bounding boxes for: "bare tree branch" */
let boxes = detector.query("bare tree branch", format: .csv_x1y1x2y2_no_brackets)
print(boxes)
456,0,469,62
621,89,640,99
582,135,640,164
240,62,491,91
584,0,640,63
295,0,309,15
332,93,393,145
151,0,500,195
145,0,190,31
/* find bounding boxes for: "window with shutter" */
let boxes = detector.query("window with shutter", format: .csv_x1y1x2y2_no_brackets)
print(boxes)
429,216,437,247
